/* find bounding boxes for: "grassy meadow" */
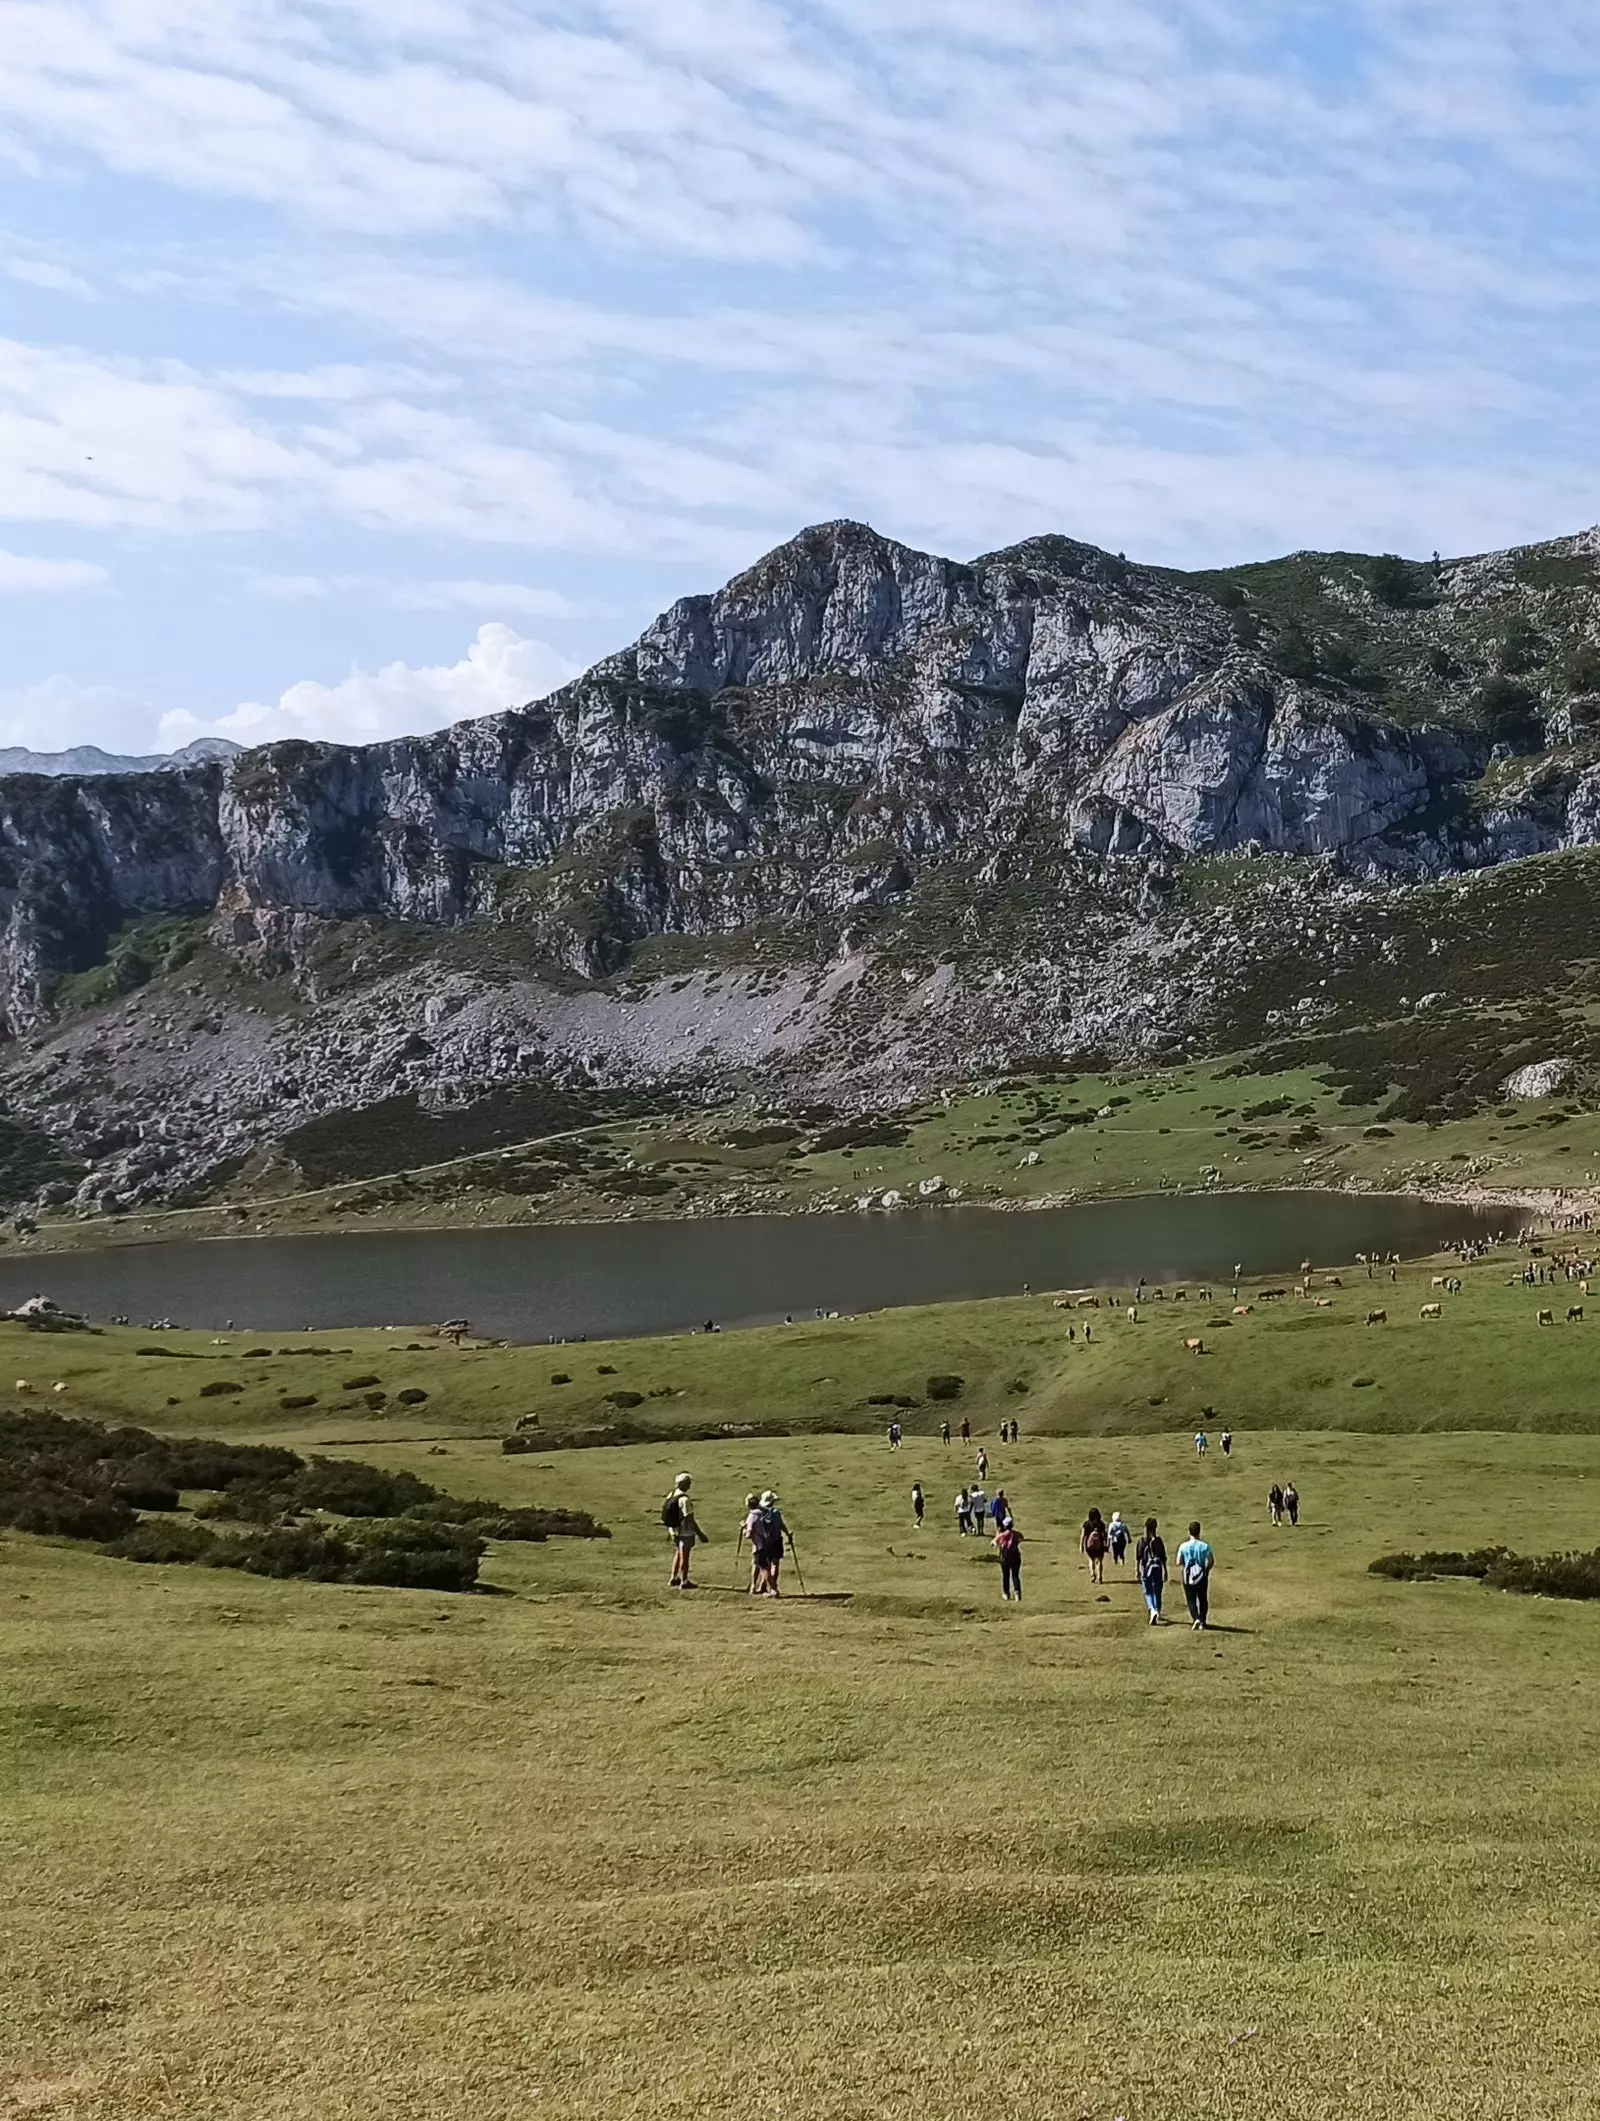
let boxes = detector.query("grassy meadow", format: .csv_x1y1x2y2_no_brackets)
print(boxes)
7,1414,1600,2119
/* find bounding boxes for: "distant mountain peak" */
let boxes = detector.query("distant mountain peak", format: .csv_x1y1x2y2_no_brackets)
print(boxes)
0,738,243,779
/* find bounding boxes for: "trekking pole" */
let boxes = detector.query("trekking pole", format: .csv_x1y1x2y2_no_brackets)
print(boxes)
786,1533,808,1596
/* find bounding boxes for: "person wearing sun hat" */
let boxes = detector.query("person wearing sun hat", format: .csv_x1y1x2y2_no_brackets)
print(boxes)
754,1489,788,1596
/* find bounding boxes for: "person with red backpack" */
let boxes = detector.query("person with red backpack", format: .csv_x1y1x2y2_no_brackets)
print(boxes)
1081,1507,1108,1584
995,1516,1024,1602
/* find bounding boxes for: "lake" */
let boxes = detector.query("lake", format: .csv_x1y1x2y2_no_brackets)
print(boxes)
0,1192,1525,1342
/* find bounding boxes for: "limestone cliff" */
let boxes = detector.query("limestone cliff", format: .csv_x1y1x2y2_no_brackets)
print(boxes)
8,517,1600,1211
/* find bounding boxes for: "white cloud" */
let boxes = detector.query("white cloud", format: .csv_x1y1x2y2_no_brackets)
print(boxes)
7,257,95,296
0,672,145,750
0,548,105,591
157,623,578,751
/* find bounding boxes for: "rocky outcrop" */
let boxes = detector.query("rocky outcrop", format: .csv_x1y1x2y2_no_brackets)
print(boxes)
9,516,1600,1187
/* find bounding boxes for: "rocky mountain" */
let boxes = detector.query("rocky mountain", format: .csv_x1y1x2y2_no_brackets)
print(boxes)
0,738,242,778
7,518,1600,1216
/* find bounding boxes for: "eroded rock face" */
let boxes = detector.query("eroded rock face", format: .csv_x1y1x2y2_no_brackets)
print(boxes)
4,514,1600,1058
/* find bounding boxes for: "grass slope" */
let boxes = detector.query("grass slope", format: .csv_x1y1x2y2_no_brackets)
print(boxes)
7,1421,1600,2118
9,1246,1600,1446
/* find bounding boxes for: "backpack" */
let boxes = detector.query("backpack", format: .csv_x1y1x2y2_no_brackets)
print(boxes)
661,1492,683,1530
1085,1524,1106,1557
1183,1551,1208,1587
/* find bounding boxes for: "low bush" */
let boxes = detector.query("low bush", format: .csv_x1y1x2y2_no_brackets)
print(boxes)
102,1519,217,1565
199,1381,245,1398
604,1390,645,1409
926,1375,965,1401
1370,1546,1600,1600
342,1375,382,1390
345,1520,483,1593
278,1394,318,1411
396,1389,428,1406
2,1481,136,1541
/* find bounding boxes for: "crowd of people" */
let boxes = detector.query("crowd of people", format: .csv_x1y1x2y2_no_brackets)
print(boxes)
660,1438,1305,1629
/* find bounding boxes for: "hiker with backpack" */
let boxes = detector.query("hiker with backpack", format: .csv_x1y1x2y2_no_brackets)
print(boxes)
955,1486,972,1534
1136,1517,1167,1625
1081,1507,1108,1583
1108,1511,1130,1566
662,1473,709,1590
995,1516,1024,1602
753,1489,789,1595
970,1483,988,1531
1177,1520,1215,1631
888,1420,903,1450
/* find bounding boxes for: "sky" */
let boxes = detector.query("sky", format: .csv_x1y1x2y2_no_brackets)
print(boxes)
3,0,1600,754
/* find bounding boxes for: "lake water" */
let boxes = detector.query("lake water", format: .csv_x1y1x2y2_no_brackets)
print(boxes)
0,1193,1524,1342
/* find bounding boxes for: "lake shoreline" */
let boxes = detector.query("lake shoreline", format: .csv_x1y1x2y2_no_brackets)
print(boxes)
0,1171,1568,1263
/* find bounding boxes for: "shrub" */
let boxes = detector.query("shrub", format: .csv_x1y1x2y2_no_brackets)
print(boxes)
1368,553,1416,606
604,1390,645,1409
363,1390,387,1409
1562,641,1600,695
345,1519,483,1593
111,1478,181,1512
550,1373,571,1385
198,1381,244,1398
278,1394,318,1411
101,1519,217,1565
1497,619,1544,676
1,1482,136,1541
395,1389,428,1406
1470,675,1544,752
342,1374,382,1390
221,1523,357,1582
926,1375,965,1401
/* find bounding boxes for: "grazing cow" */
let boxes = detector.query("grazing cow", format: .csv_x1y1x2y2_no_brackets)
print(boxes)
1446,1277,1463,1295
1366,1309,1388,1326
1325,1275,1343,1288
1569,1306,1586,1323
1127,1306,1140,1323
13,1379,31,1394
1315,1297,1335,1309
1431,1275,1448,1289
1261,1288,1288,1301
1174,1289,1188,1302
1183,1337,1205,1354
1539,1310,1555,1326
1052,1297,1073,1310
1232,1304,1253,1317
50,1381,66,1394
1077,1296,1100,1309
1419,1303,1442,1321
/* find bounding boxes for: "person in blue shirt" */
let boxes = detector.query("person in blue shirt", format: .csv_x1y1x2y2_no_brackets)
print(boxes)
1176,1519,1215,1630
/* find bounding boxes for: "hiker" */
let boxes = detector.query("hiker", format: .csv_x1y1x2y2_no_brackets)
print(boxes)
1108,1510,1130,1566
940,1420,951,1447
912,1481,925,1527
995,1516,1024,1602
755,1489,788,1594
970,1483,988,1530
976,1447,989,1480
1268,1482,1284,1526
1283,1481,1300,1527
1220,1429,1233,1458
1177,1520,1215,1631
663,1473,708,1590
888,1420,903,1450
991,1487,1010,1530
740,1490,764,1591
955,1486,972,1535
1081,1507,1108,1583
1136,1517,1167,1625
1194,1429,1208,1457
960,1417,971,1444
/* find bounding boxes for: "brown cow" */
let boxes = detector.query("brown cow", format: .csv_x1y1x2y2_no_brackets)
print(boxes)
1183,1337,1205,1354
1366,1309,1387,1325
1569,1306,1586,1323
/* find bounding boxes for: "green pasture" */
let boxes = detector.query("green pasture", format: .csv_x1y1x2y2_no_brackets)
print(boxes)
10,1244,1600,1448
7,1419,1600,2118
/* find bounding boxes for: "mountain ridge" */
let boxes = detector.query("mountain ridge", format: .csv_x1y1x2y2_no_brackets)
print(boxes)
6,514,1600,1219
